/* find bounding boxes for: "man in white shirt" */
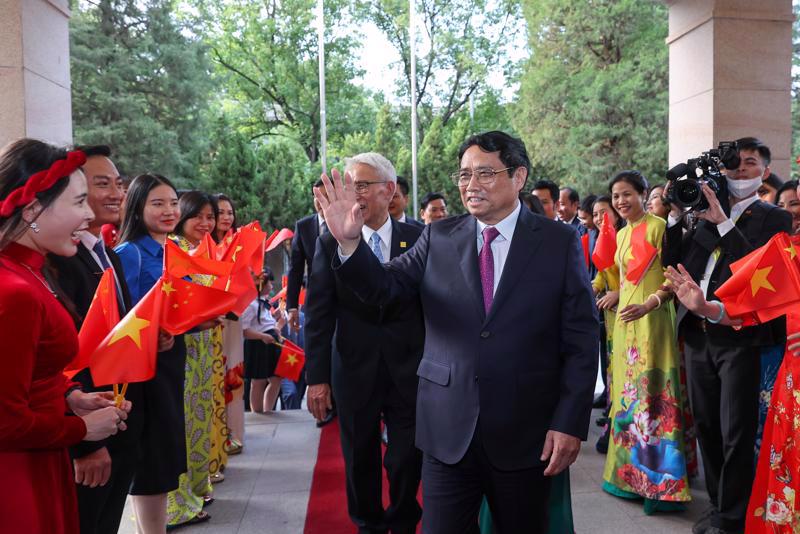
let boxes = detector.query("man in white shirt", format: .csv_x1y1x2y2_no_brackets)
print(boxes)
663,138,792,534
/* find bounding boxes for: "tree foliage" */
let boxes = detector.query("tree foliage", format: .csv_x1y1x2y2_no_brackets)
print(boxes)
70,0,212,183
513,0,668,194
195,0,373,163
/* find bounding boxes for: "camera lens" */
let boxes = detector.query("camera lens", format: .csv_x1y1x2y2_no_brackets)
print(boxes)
674,180,701,207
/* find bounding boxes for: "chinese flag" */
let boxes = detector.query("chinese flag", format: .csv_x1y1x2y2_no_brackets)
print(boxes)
625,221,657,285
164,239,232,279
211,265,257,316
580,233,590,268
715,232,800,323
191,233,219,260
592,212,617,272
265,228,294,253
66,269,120,378
270,286,287,304
90,280,163,386
160,273,237,334
274,339,305,382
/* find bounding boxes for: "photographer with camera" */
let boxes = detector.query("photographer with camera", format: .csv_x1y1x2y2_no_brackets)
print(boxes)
662,138,791,534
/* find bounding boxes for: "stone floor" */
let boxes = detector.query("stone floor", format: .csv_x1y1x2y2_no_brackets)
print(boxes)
118,406,710,533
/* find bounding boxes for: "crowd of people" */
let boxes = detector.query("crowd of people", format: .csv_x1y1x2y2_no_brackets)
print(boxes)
1,130,799,534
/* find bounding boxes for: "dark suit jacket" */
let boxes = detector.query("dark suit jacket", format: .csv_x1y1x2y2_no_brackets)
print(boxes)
662,199,791,346
334,207,598,470
304,219,425,409
49,242,144,458
402,216,425,229
287,213,321,310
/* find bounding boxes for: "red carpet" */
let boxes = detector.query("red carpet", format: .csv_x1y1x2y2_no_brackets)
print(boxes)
303,419,422,534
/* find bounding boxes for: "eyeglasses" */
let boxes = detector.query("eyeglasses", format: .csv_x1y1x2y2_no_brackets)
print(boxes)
450,167,513,187
353,180,388,193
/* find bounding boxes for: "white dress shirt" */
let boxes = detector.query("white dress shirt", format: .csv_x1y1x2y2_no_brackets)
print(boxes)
79,230,124,291
241,297,278,332
362,216,393,263
397,213,408,223
476,201,522,296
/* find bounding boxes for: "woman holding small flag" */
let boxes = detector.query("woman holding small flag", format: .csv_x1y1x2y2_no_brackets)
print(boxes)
664,241,800,533
0,139,131,534
601,170,693,512
115,174,188,533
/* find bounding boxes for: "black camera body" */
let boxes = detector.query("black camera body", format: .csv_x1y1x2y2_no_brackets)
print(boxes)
665,141,739,212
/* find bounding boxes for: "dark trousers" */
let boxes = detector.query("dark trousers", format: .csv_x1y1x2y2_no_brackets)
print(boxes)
75,447,139,534
598,319,608,392
684,325,759,532
421,425,552,534
337,361,421,534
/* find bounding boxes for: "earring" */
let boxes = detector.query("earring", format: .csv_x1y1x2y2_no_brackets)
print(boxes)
29,222,39,233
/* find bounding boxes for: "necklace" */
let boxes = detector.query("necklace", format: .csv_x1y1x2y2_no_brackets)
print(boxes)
19,261,58,298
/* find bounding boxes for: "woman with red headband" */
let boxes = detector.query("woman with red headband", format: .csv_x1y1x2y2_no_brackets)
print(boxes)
0,139,131,534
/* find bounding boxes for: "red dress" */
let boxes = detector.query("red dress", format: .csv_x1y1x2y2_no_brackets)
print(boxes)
746,311,800,532
0,243,87,534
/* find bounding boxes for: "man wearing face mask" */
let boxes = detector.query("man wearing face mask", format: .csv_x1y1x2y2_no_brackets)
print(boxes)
662,137,791,534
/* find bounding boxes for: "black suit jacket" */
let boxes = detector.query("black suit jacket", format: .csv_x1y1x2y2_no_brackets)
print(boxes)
662,199,791,346
333,207,598,470
287,213,321,310
49,242,144,458
304,219,425,409
402,216,425,229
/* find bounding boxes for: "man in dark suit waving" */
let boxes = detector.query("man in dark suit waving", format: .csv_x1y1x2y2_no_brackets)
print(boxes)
314,132,598,533
305,152,425,534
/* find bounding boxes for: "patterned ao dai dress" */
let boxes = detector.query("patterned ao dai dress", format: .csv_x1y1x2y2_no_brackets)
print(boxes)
601,213,692,512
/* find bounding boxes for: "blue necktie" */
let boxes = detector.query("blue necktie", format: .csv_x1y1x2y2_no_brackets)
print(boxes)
92,240,125,313
369,232,385,263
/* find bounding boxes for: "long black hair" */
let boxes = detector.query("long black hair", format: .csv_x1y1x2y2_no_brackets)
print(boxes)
117,173,178,245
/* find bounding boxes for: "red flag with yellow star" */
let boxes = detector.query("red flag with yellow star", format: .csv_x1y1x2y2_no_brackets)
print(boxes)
265,227,294,253
274,339,305,382
160,272,238,334
89,279,163,386
592,212,617,272
715,232,800,323
65,269,120,378
191,232,219,260
164,239,232,279
625,220,657,285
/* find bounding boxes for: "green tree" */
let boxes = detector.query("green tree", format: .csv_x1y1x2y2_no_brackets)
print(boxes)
357,0,521,139
513,0,668,194
70,0,212,182
196,0,372,163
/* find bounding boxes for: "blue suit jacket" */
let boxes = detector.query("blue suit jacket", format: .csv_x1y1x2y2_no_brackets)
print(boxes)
334,206,598,470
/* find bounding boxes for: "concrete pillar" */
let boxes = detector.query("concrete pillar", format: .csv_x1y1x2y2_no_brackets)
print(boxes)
0,0,73,149
667,0,793,178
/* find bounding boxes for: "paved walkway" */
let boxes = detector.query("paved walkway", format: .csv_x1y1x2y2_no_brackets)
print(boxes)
118,408,710,533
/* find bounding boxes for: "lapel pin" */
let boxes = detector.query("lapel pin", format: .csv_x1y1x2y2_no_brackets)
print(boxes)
400,241,407,248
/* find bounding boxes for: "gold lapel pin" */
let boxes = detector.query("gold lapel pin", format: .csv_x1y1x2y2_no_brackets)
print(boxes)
400,241,407,248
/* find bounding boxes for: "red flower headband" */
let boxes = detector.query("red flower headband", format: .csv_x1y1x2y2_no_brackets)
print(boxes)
0,150,87,218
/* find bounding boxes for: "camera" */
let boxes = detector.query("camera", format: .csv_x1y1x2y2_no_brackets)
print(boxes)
665,141,739,212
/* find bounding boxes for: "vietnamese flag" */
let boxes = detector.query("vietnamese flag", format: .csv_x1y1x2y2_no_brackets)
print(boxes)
274,339,305,382
90,280,163,386
715,232,800,323
164,239,232,279
265,228,294,253
66,269,120,378
592,212,617,272
580,233,590,268
625,221,657,285
160,272,238,334
270,286,287,304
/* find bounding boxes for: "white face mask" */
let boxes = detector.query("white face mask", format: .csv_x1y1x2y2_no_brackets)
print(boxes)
726,174,762,199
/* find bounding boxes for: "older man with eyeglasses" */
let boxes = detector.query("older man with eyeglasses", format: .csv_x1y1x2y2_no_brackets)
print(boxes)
316,131,598,534
305,152,426,534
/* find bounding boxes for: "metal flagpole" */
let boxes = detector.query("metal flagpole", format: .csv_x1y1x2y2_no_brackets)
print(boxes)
410,0,419,217
317,0,327,172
